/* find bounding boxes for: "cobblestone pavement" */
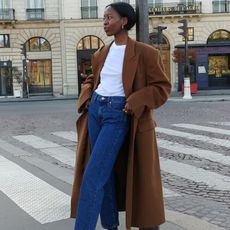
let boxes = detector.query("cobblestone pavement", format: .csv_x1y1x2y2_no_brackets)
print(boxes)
0,100,229,229
158,122,230,229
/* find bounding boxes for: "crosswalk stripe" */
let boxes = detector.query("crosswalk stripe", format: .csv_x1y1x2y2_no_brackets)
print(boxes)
173,123,230,136
11,134,179,198
158,139,230,165
163,188,180,197
209,122,230,127
13,135,75,167
160,157,230,190
0,155,70,224
13,135,59,149
52,131,77,142
156,127,230,148
0,138,32,157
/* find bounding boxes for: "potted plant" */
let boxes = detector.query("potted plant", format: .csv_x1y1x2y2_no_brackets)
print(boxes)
12,67,23,98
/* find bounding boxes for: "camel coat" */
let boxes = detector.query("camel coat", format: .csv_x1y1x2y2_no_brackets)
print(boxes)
71,37,171,229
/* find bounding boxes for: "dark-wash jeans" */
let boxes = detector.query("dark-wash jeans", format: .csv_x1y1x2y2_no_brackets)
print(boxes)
74,92,130,230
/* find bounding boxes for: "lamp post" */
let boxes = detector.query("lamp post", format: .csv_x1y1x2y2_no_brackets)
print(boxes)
136,0,149,43
178,19,192,99
20,43,29,98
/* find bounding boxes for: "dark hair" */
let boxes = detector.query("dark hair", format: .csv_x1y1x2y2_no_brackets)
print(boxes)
106,2,136,31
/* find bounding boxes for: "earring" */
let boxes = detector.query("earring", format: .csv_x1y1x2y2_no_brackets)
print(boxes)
122,24,124,30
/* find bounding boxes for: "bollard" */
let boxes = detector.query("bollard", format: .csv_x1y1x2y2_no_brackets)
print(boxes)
183,77,192,99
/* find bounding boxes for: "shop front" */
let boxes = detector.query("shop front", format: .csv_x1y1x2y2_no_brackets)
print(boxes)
178,30,230,91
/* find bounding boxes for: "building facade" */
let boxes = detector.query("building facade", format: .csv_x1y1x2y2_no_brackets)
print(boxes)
0,0,229,98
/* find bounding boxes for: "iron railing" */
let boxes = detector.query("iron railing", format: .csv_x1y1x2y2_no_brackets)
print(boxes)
26,8,44,20
0,8,15,20
148,1,202,15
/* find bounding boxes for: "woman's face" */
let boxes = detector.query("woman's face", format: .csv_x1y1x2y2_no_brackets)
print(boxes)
103,6,127,36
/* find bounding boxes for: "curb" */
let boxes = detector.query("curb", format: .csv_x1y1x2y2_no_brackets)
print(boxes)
0,96,77,103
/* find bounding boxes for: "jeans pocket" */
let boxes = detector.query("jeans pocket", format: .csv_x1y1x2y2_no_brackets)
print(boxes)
108,101,125,113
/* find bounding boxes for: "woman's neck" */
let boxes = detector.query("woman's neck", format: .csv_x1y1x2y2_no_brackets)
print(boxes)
114,30,128,45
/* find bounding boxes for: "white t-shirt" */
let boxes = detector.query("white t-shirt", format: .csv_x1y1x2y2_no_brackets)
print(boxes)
95,42,126,96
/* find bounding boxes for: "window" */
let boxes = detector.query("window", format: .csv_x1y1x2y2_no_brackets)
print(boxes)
0,34,10,48
207,30,230,43
27,0,44,20
187,27,194,41
0,0,14,20
77,35,104,50
81,0,98,19
113,0,130,3
27,0,43,8
26,37,51,52
27,60,52,94
213,0,230,13
148,0,162,7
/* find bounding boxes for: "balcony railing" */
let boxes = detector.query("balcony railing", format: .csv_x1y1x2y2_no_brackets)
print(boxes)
148,1,202,15
81,6,98,19
26,8,44,20
0,8,15,21
212,0,230,13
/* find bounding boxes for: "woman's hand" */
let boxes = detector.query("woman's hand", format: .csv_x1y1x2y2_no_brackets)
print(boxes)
123,102,133,115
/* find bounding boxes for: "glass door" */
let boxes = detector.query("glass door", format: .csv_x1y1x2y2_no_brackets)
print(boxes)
0,66,13,96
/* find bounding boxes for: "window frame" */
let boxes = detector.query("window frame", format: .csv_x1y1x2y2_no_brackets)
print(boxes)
0,34,10,48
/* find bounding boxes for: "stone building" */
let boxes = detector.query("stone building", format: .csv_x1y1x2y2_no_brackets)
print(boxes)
0,0,229,97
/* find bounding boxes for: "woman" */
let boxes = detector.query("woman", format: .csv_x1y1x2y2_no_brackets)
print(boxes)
71,2,171,230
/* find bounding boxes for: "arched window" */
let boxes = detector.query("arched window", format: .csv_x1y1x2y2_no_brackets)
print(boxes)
207,30,230,43
26,37,51,52
77,35,104,50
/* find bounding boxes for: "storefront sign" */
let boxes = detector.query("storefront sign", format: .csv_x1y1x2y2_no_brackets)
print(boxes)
198,66,206,74
149,5,201,15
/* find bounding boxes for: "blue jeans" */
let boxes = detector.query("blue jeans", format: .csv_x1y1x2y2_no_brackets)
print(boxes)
74,92,130,230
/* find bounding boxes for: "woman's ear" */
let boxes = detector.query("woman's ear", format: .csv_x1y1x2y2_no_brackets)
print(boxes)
122,17,128,28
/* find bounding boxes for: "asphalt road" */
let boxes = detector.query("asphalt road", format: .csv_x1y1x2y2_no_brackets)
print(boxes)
0,99,229,230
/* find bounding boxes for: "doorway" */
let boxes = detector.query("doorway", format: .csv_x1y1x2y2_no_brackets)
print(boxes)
0,61,13,96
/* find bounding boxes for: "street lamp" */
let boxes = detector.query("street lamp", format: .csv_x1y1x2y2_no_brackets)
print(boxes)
20,43,30,98
178,19,192,99
136,0,149,43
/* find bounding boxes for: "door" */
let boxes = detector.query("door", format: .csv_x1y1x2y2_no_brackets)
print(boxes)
0,63,13,96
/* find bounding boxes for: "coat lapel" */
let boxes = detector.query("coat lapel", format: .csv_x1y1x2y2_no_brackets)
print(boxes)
122,38,138,98
93,38,138,97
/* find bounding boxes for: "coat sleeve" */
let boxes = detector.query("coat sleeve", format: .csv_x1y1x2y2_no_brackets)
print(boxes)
126,48,171,118
77,74,94,113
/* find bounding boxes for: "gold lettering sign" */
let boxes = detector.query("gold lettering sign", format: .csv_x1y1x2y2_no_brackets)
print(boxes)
149,5,200,14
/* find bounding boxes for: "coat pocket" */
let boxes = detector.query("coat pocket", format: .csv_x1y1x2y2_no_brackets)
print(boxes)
137,119,156,133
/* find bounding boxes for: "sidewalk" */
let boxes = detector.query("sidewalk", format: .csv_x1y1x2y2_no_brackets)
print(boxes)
0,89,229,104
169,89,230,102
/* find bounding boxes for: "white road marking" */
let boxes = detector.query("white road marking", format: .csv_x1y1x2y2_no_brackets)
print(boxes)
0,155,70,224
158,139,230,165
173,123,230,136
0,138,32,156
160,157,230,190
156,127,230,148
163,188,180,197
13,135,75,167
52,131,77,142
209,122,230,127
13,135,59,149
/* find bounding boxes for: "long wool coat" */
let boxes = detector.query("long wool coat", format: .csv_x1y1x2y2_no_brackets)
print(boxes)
71,37,171,229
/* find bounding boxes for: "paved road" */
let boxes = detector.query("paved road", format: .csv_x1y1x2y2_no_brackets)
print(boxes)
0,100,229,230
